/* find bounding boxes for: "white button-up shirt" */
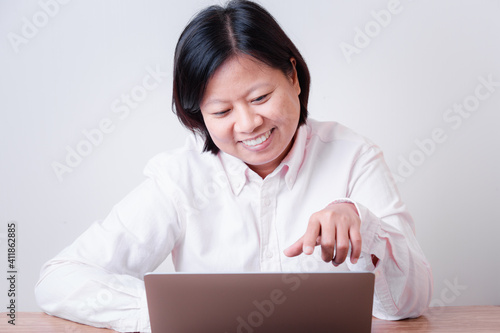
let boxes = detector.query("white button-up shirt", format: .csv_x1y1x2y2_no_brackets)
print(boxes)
35,119,433,332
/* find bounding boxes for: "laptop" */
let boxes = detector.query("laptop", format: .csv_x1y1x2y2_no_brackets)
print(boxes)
144,272,374,333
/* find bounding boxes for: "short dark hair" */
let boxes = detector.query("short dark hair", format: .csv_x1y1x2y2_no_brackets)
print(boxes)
172,0,311,154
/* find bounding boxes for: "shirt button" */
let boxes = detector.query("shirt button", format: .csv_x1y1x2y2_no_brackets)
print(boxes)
265,251,273,259
263,199,271,207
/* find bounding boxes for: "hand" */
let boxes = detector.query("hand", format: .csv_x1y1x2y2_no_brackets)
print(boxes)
283,202,362,266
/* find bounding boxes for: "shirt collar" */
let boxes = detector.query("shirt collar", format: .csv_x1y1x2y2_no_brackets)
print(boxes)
218,152,248,196
280,122,309,190
218,122,310,195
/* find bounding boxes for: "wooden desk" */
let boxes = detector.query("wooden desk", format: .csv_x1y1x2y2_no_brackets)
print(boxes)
3,306,500,332
373,306,500,332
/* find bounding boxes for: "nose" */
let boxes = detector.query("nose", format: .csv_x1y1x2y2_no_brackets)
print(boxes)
234,105,263,133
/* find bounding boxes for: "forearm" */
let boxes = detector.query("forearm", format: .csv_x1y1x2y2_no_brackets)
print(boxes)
346,202,433,319
35,259,151,332
34,179,178,332
370,243,433,320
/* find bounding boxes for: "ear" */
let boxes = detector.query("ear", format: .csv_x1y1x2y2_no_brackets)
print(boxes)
289,57,301,95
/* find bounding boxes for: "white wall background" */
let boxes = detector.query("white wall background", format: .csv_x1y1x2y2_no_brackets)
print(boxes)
1,0,499,312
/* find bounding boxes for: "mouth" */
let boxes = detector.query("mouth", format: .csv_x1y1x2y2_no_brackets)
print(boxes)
241,129,273,147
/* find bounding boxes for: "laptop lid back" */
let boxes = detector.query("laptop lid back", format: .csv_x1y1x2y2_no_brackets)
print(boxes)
145,272,374,333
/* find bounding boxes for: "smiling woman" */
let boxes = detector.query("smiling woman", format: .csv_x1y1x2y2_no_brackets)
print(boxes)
34,1,433,332
171,0,310,156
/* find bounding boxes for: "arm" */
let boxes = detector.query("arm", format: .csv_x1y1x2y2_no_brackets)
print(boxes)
35,178,181,332
285,145,433,319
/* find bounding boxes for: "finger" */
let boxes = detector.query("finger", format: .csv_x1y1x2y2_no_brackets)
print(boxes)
284,235,321,257
283,236,305,257
302,217,321,255
349,227,362,264
332,226,349,266
320,221,336,262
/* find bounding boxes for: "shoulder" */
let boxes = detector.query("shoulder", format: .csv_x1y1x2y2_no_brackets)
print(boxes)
142,133,219,184
306,119,378,154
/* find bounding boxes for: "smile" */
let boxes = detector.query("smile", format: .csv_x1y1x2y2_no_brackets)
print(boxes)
241,129,273,147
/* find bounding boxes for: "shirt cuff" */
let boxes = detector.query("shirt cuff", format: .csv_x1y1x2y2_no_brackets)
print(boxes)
137,287,151,333
330,199,400,316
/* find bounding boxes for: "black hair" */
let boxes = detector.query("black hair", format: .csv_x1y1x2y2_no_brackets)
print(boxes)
172,0,310,154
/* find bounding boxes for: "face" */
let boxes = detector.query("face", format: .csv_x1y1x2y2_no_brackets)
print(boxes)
200,54,302,178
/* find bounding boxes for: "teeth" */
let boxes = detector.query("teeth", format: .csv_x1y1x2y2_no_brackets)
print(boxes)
242,130,272,147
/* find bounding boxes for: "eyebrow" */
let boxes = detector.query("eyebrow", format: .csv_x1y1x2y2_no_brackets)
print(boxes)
203,82,273,106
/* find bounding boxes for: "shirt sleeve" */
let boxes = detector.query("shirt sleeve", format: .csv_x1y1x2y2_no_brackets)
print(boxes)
34,177,181,333
339,144,433,320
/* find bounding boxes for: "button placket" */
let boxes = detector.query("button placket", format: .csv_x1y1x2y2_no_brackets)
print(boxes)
259,177,281,271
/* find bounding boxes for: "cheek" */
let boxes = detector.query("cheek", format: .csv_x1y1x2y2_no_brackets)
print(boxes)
275,91,301,122
205,120,233,144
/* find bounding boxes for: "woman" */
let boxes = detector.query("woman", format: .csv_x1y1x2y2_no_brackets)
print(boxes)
35,1,433,332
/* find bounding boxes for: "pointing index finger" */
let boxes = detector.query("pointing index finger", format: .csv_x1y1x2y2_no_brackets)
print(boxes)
302,218,321,255
283,236,304,257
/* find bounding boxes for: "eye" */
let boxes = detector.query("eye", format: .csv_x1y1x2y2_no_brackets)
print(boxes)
252,93,270,103
213,109,230,117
